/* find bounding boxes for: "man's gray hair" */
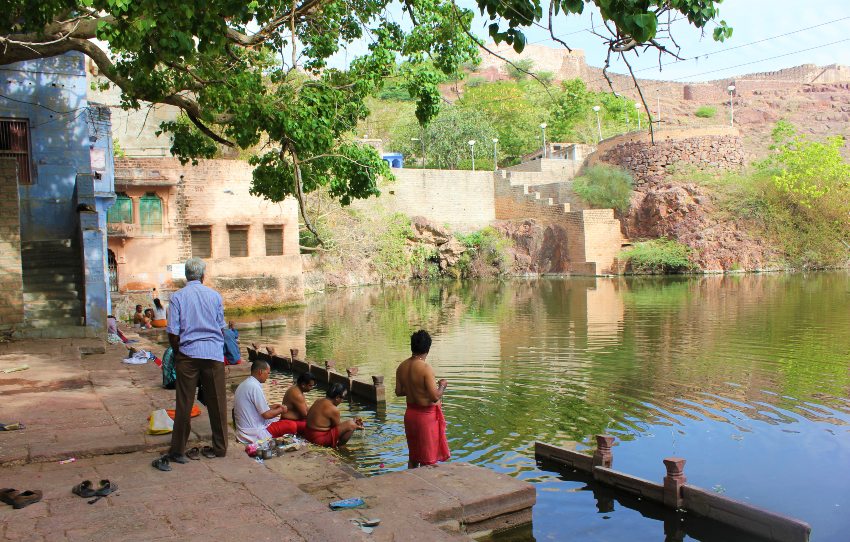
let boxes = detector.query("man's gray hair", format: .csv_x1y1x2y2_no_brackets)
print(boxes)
184,257,206,281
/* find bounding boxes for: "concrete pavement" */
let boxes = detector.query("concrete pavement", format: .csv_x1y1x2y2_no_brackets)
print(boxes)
0,334,533,541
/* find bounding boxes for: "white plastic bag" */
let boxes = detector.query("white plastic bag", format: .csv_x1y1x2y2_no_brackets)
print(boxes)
148,409,174,434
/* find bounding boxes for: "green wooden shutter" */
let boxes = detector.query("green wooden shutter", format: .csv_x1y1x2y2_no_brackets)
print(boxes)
108,193,133,223
140,193,162,234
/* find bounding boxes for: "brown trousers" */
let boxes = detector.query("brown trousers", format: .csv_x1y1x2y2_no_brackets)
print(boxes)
169,356,228,456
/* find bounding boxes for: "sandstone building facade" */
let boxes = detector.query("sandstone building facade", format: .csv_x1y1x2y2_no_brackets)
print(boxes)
108,158,303,317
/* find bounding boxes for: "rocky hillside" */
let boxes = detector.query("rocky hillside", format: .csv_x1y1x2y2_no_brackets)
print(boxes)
622,180,776,272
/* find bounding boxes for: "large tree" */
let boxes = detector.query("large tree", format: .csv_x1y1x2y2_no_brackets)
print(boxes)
0,0,731,238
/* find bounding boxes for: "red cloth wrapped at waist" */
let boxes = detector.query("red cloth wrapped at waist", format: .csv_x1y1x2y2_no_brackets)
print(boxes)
404,402,450,466
303,425,339,448
266,418,306,438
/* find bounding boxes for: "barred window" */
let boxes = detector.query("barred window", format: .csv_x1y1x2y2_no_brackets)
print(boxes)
0,119,32,184
191,227,212,258
265,226,284,256
228,227,248,258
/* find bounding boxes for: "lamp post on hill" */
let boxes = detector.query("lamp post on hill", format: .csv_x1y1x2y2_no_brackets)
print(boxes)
410,137,425,168
468,140,476,171
539,122,547,159
492,138,499,171
593,105,602,142
635,102,642,130
727,84,736,127
656,88,662,126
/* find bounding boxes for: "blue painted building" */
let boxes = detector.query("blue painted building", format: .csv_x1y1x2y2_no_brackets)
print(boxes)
382,152,404,169
0,52,115,337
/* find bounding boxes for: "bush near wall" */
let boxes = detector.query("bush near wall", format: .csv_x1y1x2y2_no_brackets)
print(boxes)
573,164,634,213
621,239,696,274
695,106,716,118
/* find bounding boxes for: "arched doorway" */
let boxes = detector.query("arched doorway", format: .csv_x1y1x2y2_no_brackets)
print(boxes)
107,249,118,292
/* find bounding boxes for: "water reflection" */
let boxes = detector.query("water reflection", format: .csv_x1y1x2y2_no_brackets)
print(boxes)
239,273,850,541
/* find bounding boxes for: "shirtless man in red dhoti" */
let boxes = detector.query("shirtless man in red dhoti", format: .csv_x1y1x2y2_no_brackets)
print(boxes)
303,383,361,448
395,330,450,469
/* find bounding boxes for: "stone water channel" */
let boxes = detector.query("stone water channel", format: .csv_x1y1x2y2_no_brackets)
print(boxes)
233,273,850,541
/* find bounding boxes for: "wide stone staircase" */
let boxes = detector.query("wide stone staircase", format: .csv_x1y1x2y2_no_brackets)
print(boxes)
21,239,85,330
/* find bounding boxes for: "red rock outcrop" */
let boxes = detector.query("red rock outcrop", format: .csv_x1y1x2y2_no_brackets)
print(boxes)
623,181,776,271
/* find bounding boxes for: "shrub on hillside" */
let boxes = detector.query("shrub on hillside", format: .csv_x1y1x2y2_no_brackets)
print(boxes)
621,239,696,274
572,165,634,213
695,106,716,118
455,227,513,277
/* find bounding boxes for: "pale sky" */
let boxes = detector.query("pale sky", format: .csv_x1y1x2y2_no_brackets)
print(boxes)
327,1,850,82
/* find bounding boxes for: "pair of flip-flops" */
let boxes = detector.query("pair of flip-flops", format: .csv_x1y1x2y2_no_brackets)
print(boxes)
71,480,118,504
152,446,217,471
1,488,43,509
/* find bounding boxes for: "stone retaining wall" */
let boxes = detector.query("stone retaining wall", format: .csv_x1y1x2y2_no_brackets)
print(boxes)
593,133,745,184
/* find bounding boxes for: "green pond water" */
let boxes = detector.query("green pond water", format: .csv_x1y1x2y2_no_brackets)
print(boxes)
235,273,850,541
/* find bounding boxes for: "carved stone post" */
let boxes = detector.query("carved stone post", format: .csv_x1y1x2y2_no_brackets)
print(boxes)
663,457,687,509
371,375,384,386
592,435,615,468
325,360,336,370
290,348,299,361
346,367,359,378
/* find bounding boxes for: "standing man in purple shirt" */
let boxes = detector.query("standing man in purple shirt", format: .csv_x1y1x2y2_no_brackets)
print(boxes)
165,257,228,463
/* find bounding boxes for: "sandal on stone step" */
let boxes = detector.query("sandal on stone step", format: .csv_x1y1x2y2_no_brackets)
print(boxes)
185,447,201,461
200,446,218,459
12,490,42,509
95,480,118,497
0,488,18,505
151,455,172,472
72,480,97,498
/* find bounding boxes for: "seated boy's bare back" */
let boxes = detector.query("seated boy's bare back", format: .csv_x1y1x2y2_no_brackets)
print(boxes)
282,385,308,420
306,398,336,431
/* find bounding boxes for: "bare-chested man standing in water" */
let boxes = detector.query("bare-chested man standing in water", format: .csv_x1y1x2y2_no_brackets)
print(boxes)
395,330,450,468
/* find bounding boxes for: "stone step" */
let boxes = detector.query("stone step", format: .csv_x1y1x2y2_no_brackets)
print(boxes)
20,239,74,250
22,283,81,295
12,325,97,339
24,302,83,320
21,271,83,284
24,317,85,329
21,256,80,267
23,290,82,303
23,299,82,311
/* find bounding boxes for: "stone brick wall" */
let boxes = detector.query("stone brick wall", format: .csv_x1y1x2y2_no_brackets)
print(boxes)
591,129,745,184
494,173,624,274
352,168,496,232
683,83,726,102
495,175,572,224
0,159,24,329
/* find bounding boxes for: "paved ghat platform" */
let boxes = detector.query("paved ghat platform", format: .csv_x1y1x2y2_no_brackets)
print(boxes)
0,336,535,540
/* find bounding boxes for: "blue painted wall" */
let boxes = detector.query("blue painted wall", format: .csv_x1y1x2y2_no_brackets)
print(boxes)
0,52,115,330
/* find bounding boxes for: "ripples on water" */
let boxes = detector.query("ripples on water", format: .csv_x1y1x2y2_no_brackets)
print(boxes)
239,273,850,541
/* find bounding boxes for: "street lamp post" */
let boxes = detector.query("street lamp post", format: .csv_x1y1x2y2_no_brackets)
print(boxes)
656,89,661,126
468,140,476,171
727,84,736,127
635,102,642,130
492,138,499,171
539,122,547,159
592,105,602,142
410,137,425,168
